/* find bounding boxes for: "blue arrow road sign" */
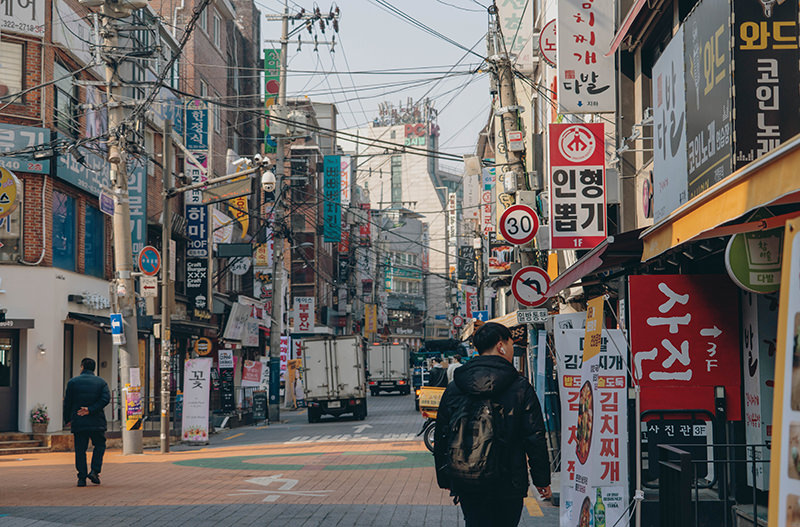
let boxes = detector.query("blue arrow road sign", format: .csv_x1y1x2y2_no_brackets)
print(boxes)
473,310,489,322
110,313,123,336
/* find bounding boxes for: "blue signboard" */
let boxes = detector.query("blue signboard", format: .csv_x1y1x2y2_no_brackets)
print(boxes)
56,146,106,197
185,100,208,150
0,123,50,175
323,155,342,243
128,158,147,263
186,204,208,257
110,313,123,335
99,192,114,216
473,310,489,322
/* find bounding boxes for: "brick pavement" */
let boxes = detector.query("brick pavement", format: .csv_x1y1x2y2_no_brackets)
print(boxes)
0,439,559,526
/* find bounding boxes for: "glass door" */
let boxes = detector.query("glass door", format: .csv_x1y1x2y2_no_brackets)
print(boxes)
0,331,19,431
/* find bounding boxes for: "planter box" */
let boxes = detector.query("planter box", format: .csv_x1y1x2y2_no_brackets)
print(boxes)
31,423,48,434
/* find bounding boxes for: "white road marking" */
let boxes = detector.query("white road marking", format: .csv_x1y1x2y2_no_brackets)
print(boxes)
284,433,417,444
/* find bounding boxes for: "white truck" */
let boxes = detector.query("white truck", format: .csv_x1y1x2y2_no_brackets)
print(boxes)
367,343,410,396
302,336,367,423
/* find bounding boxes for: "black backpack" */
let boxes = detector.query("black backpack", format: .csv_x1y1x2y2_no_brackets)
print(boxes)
446,393,507,491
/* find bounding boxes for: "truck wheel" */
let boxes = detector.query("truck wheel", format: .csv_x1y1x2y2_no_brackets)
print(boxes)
307,408,320,423
415,399,420,411
371,390,378,397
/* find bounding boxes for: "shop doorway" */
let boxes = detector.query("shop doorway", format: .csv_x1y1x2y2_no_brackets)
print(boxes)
0,331,19,431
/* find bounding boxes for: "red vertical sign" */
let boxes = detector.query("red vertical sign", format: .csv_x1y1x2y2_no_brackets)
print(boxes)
629,275,742,418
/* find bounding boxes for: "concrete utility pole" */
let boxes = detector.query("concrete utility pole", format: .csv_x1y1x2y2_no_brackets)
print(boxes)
101,5,143,455
160,120,173,454
264,0,339,422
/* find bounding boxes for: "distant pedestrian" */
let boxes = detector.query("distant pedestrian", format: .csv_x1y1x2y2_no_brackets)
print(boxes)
63,358,110,487
427,358,448,387
446,355,463,384
434,322,551,526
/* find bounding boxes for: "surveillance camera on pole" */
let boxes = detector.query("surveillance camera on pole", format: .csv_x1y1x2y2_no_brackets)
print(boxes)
261,170,276,193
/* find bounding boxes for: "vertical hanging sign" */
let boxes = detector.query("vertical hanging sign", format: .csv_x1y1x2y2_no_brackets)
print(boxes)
182,358,212,443
557,0,616,112
127,158,147,265
264,49,281,154
323,155,342,243
340,155,352,208
185,100,210,315
548,123,607,250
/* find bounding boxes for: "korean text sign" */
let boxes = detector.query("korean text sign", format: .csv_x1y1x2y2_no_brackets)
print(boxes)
549,123,607,250
293,297,315,333
279,336,290,380
181,358,211,443
323,155,342,243
629,275,742,418
557,0,616,112
557,329,629,527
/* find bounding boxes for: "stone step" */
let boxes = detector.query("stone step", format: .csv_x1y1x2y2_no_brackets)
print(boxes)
0,440,42,449
0,433,36,442
0,446,51,456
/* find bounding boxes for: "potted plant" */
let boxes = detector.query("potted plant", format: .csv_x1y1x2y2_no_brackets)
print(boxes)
30,404,49,434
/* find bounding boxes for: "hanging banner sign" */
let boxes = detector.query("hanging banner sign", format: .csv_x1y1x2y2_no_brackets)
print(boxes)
340,155,352,208
556,329,629,527
218,349,235,413
185,100,208,151
279,336,290,380
323,155,342,242
128,159,147,264
264,49,281,154
629,274,742,418
549,123,607,250
293,296,315,333
186,258,208,312
556,0,616,112
583,295,605,362
767,218,800,522
182,358,211,443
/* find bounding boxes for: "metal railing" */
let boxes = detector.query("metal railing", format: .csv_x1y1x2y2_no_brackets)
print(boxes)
658,443,770,527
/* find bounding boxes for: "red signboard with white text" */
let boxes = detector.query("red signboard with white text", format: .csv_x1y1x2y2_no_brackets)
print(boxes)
549,123,607,250
629,275,741,419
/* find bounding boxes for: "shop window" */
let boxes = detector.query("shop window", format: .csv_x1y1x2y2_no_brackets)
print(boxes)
54,62,78,137
0,41,23,98
52,191,76,271
84,205,104,277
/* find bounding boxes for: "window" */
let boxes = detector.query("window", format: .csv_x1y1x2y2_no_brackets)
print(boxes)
52,191,76,271
84,206,104,277
390,155,402,206
54,62,78,136
0,41,23,97
213,13,221,48
213,92,221,132
199,6,208,32
199,80,208,98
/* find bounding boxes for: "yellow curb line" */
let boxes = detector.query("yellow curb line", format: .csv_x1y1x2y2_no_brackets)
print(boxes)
524,497,543,517
223,432,245,441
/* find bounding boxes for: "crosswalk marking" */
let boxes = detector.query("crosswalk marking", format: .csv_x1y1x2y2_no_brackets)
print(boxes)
285,433,418,444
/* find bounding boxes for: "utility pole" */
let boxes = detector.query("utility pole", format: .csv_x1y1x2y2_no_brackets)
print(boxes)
160,120,173,454
100,2,144,455
264,1,339,422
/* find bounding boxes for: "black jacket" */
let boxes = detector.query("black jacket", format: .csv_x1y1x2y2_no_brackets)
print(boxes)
63,370,111,433
434,355,551,497
428,366,448,387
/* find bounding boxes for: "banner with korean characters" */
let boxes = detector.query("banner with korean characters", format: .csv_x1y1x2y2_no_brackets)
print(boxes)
181,358,212,443
293,296,315,333
651,25,689,222
0,124,49,175
556,329,629,527
323,156,342,243
684,0,732,198
628,275,742,418
732,0,800,170
279,336,290,380
481,167,496,236
264,49,280,154
556,0,616,112
549,123,607,250
742,290,778,491
766,218,800,524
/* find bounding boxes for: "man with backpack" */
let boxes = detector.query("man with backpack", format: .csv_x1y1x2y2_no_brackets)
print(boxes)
434,322,551,526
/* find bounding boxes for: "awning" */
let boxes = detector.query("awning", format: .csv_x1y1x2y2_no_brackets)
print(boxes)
171,319,219,334
606,0,647,56
546,228,645,298
66,312,112,333
640,134,800,261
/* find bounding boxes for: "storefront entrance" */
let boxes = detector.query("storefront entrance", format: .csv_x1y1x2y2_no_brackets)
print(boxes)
0,331,19,431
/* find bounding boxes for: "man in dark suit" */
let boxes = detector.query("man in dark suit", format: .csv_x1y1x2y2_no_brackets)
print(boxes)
63,358,110,487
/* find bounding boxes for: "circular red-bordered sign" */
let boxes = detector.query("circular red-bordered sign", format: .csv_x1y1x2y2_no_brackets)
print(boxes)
452,315,464,328
539,19,557,67
511,266,551,307
138,245,161,277
499,204,539,245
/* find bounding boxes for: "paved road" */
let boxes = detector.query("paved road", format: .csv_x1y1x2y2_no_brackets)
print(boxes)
0,393,559,526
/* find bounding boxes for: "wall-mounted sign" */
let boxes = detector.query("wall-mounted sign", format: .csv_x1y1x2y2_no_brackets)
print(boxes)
0,124,50,174
0,168,21,219
539,19,557,67
725,226,784,294
323,156,342,243
229,257,252,276
0,0,45,36
194,337,212,356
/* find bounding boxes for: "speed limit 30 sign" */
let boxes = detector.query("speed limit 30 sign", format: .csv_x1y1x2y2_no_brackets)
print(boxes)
499,204,539,245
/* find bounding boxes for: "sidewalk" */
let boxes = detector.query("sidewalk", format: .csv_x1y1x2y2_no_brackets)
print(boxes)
0,440,559,526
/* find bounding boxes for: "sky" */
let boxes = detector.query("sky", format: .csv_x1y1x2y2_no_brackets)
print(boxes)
257,0,492,172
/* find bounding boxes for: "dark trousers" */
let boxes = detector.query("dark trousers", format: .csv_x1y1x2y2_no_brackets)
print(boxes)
73,430,106,479
460,496,524,527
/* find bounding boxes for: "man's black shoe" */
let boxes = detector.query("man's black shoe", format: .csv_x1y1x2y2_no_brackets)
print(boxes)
77,479,87,487
87,471,100,485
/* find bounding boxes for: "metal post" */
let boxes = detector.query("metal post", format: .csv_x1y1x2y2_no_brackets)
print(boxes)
160,120,173,453
103,11,142,455
268,0,289,423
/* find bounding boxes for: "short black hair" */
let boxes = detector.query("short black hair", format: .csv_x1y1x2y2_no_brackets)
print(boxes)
81,358,96,372
472,322,512,354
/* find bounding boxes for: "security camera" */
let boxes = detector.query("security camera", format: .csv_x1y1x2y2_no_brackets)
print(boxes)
232,157,250,168
261,170,276,193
